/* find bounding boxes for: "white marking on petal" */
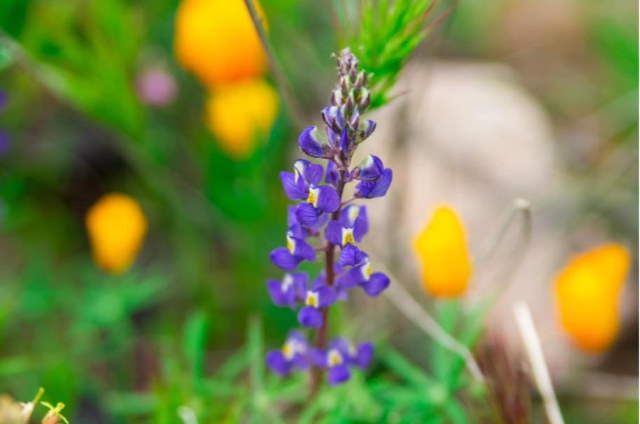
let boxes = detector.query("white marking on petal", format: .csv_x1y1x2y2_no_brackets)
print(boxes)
293,161,305,183
307,187,320,207
305,291,319,307
286,234,296,254
328,349,343,366
347,206,359,225
282,274,294,291
363,155,374,169
283,339,304,360
361,259,372,281
341,227,355,246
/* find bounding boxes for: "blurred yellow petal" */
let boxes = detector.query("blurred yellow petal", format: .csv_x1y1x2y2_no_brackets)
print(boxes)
86,193,148,274
413,205,473,298
554,243,631,353
174,0,267,87
205,79,278,159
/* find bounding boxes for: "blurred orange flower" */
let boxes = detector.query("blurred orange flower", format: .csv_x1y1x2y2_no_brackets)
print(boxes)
86,193,148,274
205,79,278,159
413,205,473,298
174,0,267,87
554,243,631,353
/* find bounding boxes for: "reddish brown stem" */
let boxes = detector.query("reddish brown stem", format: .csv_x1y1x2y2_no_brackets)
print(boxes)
309,172,346,399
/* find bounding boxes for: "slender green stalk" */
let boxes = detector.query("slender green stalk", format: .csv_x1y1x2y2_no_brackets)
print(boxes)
242,0,306,129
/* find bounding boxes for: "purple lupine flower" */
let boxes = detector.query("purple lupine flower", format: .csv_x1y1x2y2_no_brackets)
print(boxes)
269,232,315,271
314,338,374,385
280,159,324,200
354,155,393,199
281,159,340,227
299,126,335,158
335,245,390,296
266,331,311,375
267,272,308,308
324,205,368,247
298,283,338,328
266,48,391,387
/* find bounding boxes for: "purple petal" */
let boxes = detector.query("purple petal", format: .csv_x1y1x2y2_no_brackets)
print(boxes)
309,347,327,367
339,128,350,153
316,186,340,213
336,267,365,290
361,272,390,296
321,106,338,131
359,119,376,141
316,285,338,308
353,207,368,242
287,206,307,237
354,343,374,368
337,244,364,268
293,238,316,261
287,330,308,346
298,306,323,328
311,273,326,290
328,338,351,357
266,351,291,375
292,272,309,302
335,106,346,130
280,171,307,201
299,126,330,158
339,205,368,242
295,203,322,227
325,160,340,186
355,168,392,199
324,220,342,246
270,248,301,271
267,279,293,307
340,205,357,226
291,354,310,370
297,160,323,185
327,364,351,385
357,155,384,180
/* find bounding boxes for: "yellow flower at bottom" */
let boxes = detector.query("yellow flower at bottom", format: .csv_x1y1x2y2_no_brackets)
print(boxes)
554,243,630,353
413,206,473,298
86,193,148,274
205,79,278,159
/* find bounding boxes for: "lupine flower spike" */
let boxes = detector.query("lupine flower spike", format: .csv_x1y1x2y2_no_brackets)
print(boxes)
266,49,392,388
554,243,630,353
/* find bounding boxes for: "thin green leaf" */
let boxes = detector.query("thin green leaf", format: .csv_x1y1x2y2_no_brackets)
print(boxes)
183,310,209,382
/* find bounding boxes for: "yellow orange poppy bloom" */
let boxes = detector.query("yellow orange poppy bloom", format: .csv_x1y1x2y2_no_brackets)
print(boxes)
413,206,473,298
86,193,148,274
205,79,278,159
554,243,630,353
174,0,267,87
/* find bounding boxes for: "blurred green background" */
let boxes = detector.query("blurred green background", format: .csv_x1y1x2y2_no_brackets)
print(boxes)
0,0,637,422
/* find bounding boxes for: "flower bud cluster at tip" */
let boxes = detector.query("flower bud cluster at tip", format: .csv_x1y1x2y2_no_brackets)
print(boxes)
266,49,393,385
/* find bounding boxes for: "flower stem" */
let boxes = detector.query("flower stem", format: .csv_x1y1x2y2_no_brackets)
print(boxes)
309,172,346,399
242,0,306,129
